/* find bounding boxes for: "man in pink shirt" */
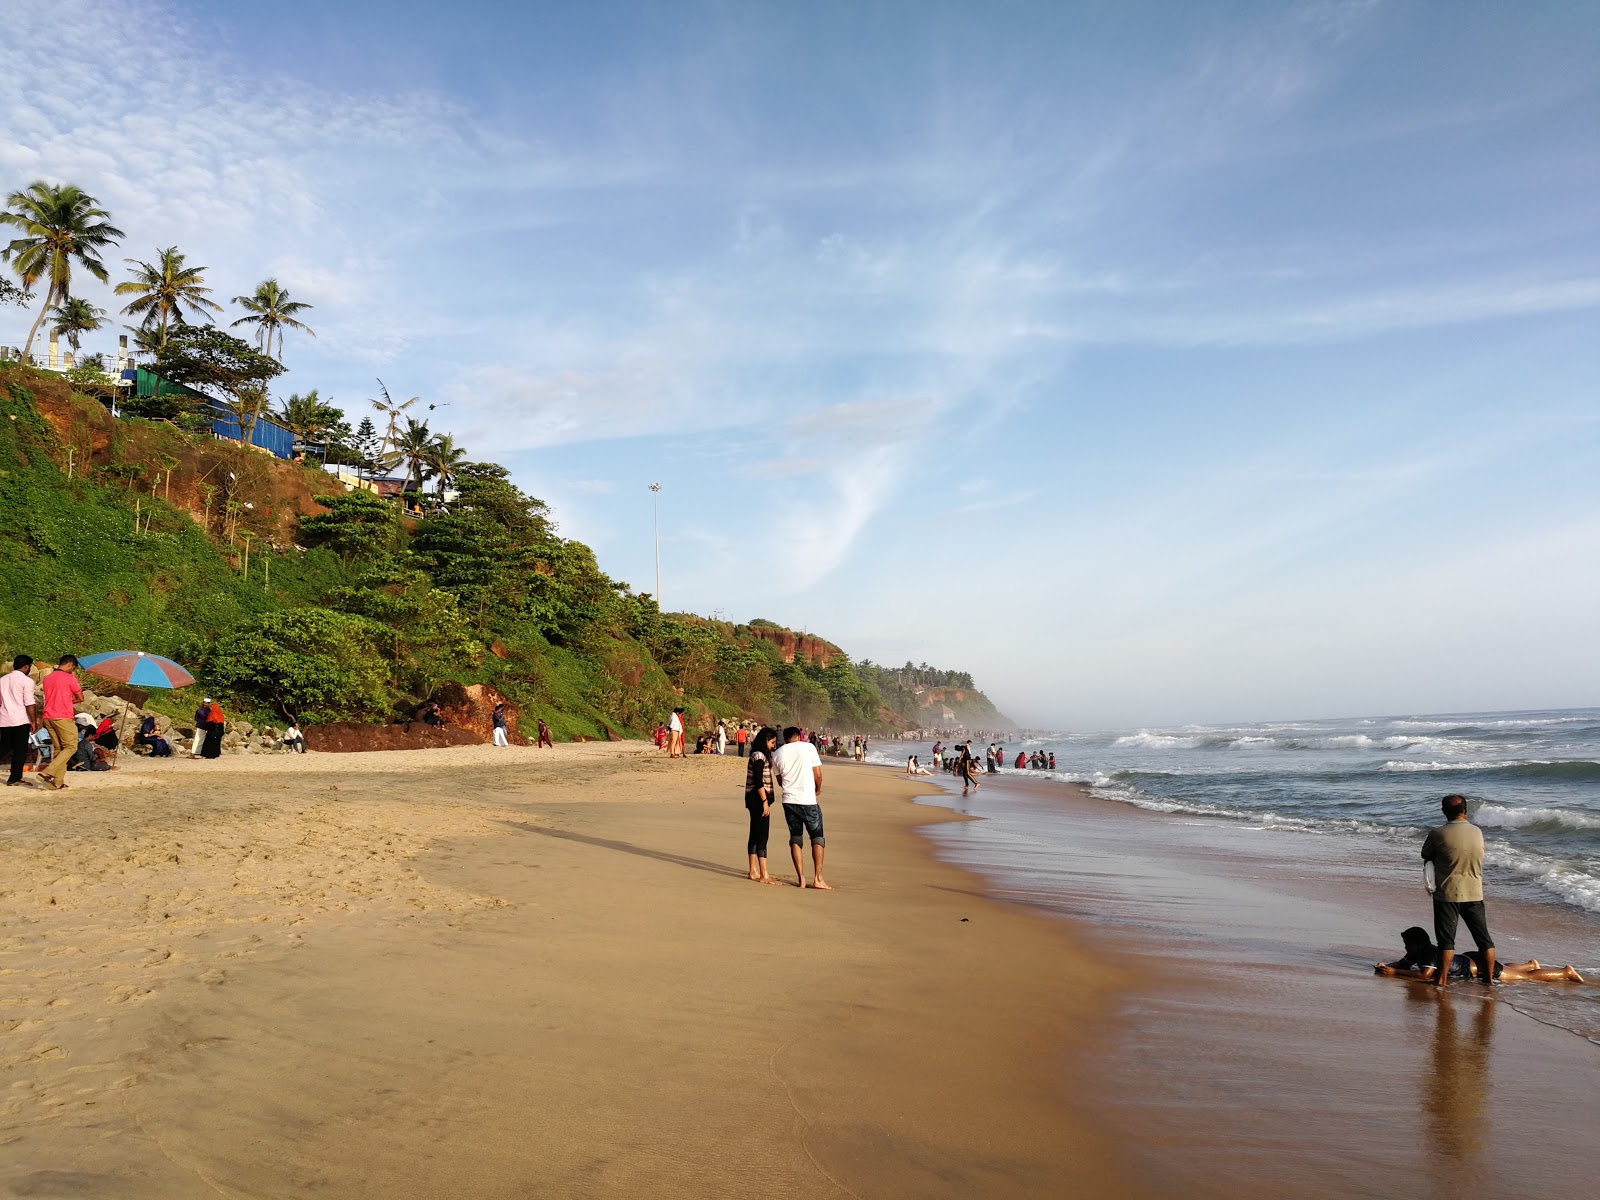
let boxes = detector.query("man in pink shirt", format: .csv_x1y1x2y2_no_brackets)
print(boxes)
0,654,38,786
37,655,83,791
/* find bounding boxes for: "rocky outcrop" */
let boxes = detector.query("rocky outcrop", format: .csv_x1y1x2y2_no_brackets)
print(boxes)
744,624,841,667
302,722,482,753
431,681,527,745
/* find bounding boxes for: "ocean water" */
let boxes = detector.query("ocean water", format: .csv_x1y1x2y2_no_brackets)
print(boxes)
871,707,1600,918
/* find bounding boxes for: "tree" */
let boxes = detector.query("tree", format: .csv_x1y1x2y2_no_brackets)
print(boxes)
230,278,314,361
207,608,390,722
296,489,401,564
393,416,435,492
328,561,481,698
369,380,417,475
153,325,285,444
422,432,469,496
0,277,26,307
47,296,106,353
114,246,222,348
0,181,124,360
276,389,343,457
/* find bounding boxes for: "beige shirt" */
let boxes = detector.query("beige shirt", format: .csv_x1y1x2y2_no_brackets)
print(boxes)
1421,819,1484,903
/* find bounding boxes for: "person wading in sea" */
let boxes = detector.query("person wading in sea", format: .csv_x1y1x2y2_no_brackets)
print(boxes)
1422,794,1495,989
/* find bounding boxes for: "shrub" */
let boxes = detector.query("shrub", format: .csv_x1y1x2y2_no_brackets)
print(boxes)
208,608,388,722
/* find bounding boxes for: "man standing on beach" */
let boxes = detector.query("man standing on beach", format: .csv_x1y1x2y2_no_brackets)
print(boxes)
37,655,82,791
1,655,39,786
772,726,830,890
1422,794,1495,988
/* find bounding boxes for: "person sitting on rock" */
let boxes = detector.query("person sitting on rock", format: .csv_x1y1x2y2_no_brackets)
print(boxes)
282,722,306,753
134,714,171,757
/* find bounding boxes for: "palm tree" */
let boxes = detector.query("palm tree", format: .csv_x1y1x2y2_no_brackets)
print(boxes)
230,278,314,360
276,389,338,458
369,379,417,475
114,246,222,347
393,417,435,492
48,296,107,354
0,181,124,360
422,433,469,496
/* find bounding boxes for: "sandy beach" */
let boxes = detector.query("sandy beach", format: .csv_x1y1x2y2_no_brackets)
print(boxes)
1,744,1143,1198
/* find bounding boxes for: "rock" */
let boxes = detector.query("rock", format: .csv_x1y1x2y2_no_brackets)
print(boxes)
429,682,529,746
303,722,484,753
235,720,254,736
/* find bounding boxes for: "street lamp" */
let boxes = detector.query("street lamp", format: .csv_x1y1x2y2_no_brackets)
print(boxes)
649,483,662,608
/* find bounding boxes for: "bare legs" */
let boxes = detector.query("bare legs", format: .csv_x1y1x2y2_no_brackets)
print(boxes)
790,842,830,890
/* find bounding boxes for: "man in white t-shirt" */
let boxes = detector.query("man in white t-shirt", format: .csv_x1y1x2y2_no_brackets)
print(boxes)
667,708,685,758
771,726,830,890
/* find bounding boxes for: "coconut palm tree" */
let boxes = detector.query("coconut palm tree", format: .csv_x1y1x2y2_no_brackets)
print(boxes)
276,389,341,458
114,246,222,347
0,181,124,360
369,379,417,475
230,278,314,361
48,296,107,354
393,416,435,492
422,433,469,496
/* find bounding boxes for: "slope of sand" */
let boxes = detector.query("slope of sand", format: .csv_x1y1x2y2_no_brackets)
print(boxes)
1,744,1141,1199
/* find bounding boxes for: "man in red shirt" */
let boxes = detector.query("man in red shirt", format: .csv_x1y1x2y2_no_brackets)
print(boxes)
37,654,83,790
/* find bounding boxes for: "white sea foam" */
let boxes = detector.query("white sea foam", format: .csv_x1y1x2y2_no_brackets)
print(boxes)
1380,760,1517,773
1113,732,1202,750
1475,804,1600,833
1484,843,1600,914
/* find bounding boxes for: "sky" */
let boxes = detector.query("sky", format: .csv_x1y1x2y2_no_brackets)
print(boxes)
2,0,1596,728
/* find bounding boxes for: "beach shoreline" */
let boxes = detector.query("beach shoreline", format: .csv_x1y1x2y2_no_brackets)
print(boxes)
906,767,1600,1198
1,742,1149,1198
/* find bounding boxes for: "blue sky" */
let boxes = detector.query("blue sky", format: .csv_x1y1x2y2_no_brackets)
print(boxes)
3,0,1596,727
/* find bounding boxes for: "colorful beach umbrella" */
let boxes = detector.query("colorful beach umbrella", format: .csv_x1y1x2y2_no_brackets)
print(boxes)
78,650,196,690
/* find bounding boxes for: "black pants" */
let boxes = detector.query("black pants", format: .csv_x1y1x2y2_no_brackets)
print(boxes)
746,804,769,857
1433,897,1493,953
1,723,29,784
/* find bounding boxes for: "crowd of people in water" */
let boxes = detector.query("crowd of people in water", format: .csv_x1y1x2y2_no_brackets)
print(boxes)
903,740,1057,780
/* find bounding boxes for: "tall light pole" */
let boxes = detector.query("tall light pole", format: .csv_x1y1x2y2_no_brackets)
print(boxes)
649,482,662,608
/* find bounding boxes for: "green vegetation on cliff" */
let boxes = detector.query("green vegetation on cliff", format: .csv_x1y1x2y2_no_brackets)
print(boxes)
0,363,1009,738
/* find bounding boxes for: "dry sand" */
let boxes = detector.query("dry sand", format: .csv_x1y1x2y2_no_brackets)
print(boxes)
2,744,1143,1198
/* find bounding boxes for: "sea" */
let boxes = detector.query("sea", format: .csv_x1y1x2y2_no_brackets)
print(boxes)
871,706,1600,917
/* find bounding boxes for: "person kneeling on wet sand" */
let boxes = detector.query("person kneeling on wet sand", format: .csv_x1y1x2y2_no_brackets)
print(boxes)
1375,927,1584,984
772,725,830,890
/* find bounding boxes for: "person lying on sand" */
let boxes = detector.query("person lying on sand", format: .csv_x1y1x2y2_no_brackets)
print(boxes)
1375,927,1584,983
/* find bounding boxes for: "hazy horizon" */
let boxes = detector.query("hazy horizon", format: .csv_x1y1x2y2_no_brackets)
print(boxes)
3,1,1596,727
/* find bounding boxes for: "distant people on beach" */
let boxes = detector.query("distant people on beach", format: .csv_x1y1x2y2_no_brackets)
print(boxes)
190,699,210,758
491,703,509,747
1014,750,1026,769
905,755,930,776
1375,927,1582,983
957,742,981,794
667,708,685,758
735,723,749,757
421,702,444,727
1422,794,1495,988
37,655,83,790
281,722,305,753
199,699,226,759
716,720,727,755
772,726,830,890
743,727,782,885
537,718,553,749
1,655,38,786
134,713,172,757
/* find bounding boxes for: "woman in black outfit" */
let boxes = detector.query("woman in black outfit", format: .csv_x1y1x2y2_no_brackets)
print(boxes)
744,727,782,884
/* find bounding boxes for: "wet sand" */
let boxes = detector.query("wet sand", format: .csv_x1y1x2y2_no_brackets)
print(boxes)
917,771,1600,1199
1,745,1142,1198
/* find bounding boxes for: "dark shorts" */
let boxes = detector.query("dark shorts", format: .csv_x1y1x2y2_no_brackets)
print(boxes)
1433,897,1493,953
782,803,825,848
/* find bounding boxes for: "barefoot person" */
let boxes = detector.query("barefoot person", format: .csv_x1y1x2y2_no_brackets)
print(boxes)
743,727,782,884
1422,794,1495,988
771,725,830,890
1375,927,1583,983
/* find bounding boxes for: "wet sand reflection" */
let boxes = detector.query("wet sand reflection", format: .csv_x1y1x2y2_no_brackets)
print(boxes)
1414,986,1495,1174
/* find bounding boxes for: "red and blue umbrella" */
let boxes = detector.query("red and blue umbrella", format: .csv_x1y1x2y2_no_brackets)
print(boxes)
78,651,196,690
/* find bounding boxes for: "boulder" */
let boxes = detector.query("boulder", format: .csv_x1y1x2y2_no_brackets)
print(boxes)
430,682,528,746
303,722,484,754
